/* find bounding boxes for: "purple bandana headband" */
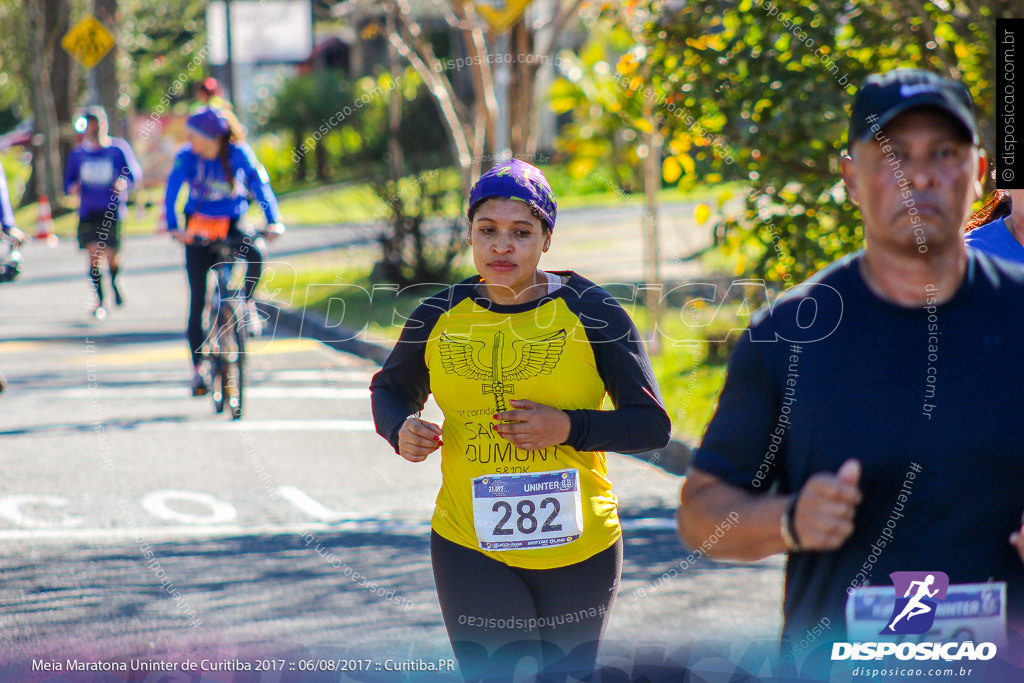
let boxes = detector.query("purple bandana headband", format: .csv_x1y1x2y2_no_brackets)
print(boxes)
468,159,557,230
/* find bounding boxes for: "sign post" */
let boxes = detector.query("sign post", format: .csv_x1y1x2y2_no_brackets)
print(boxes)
473,1,536,162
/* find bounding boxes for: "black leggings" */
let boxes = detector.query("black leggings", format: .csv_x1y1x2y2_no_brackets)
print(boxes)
431,531,622,682
184,234,264,366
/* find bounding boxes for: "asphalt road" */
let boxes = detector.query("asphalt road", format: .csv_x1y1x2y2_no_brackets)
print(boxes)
0,219,783,680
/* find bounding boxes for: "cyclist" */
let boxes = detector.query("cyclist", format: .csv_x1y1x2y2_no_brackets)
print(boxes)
64,109,142,317
370,159,671,680
164,107,284,396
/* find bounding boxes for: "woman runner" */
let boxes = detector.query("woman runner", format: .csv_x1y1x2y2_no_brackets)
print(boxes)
370,159,670,680
164,107,284,395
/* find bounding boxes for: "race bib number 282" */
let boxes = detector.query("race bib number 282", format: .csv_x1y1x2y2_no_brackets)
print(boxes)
471,469,583,551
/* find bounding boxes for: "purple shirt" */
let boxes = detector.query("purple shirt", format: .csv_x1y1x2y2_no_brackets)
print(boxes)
64,138,142,218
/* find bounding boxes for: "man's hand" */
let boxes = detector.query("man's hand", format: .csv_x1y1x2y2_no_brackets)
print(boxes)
492,399,570,451
1008,511,1024,564
792,459,862,551
170,230,190,244
113,177,128,196
398,416,442,462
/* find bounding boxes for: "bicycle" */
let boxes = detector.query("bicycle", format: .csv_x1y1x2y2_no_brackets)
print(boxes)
194,234,259,420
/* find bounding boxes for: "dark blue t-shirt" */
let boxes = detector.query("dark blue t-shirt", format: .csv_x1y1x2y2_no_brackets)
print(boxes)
692,250,1024,641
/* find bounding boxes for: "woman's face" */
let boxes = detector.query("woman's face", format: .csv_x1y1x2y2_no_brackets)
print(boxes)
188,129,220,159
469,197,551,299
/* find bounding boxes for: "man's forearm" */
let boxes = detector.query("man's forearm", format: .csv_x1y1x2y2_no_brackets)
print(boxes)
678,473,790,561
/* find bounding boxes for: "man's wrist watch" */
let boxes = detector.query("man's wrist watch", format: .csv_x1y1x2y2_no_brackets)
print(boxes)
780,492,804,553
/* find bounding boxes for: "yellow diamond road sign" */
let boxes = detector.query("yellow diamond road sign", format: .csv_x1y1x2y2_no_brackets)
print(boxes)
474,0,535,33
62,15,115,69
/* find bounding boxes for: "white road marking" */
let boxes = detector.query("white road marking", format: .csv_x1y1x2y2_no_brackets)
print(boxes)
141,490,238,525
0,495,85,529
276,485,371,522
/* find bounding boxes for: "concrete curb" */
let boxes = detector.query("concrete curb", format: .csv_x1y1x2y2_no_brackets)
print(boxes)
257,298,692,477
255,299,391,365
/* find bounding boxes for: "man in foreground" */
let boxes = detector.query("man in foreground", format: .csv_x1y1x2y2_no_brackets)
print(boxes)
678,68,1024,648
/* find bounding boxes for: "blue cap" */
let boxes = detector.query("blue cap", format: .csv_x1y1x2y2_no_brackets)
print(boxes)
468,159,557,230
186,107,230,139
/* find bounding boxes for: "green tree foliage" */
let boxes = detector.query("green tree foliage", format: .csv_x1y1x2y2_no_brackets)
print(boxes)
262,67,450,185
120,0,209,113
563,0,1010,282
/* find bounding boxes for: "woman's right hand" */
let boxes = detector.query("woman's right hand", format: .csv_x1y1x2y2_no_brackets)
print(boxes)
398,416,443,462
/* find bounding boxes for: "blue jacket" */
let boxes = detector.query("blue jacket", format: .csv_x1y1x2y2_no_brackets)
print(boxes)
164,142,281,231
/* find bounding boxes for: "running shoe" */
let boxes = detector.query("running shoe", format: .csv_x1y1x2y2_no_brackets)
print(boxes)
191,368,208,397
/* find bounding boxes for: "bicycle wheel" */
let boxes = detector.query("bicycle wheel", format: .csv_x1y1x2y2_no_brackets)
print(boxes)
218,300,245,420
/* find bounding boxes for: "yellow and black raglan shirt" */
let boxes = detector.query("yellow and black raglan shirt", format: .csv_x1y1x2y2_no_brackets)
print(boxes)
370,272,671,570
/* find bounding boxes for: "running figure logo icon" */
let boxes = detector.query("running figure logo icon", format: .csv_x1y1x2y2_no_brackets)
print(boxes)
438,329,566,413
881,571,950,635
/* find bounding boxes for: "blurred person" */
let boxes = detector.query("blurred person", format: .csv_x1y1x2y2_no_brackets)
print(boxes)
190,77,232,113
964,188,1024,264
370,159,670,680
0,162,26,245
164,107,284,396
677,68,1024,648
0,162,24,395
64,109,142,318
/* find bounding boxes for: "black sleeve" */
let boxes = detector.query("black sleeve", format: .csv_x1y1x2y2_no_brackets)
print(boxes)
561,284,672,454
369,296,448,453
691,322,782,491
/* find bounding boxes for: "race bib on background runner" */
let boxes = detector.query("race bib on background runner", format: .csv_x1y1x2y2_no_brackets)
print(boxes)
846,582,1007,646
80,159,115,186
471,469,583,551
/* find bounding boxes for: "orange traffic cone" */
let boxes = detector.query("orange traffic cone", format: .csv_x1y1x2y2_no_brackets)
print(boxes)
35,195,58,246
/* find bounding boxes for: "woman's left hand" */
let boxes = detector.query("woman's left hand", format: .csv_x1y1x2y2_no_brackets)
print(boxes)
265,223,285,242
492,399,571,451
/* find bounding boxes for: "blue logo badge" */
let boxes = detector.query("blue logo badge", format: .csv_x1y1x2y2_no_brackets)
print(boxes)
881,571,950,635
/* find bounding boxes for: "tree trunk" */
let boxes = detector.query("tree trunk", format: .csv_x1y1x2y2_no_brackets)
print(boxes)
314,139,328,182
292,128,307,182
507,18,539,158
94,0,123,137
25,0,64,206
50,0,77,177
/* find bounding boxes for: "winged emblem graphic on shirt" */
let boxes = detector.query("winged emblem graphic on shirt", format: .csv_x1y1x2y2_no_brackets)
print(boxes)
438,329,567,413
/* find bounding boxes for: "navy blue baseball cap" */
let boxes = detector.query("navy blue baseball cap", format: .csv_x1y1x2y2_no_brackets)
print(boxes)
849,68,979,146
468,159,557,230
187,107,230,139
